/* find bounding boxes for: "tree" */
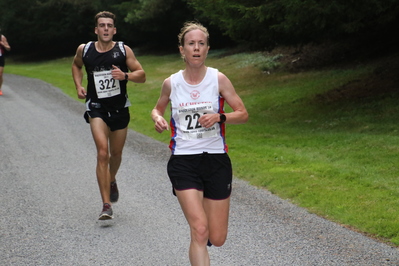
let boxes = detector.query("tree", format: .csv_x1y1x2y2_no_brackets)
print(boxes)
120,0,197,51
2,0,397,57
0,0,202,57
0,0,98,58
186,0,399,50
0,0,142,58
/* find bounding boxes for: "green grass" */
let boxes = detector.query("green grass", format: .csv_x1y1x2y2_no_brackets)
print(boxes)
6,51,399,246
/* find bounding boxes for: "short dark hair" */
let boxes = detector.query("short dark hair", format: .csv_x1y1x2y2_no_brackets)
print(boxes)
94,11,116,26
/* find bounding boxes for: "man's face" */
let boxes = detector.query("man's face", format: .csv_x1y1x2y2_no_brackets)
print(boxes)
95,18,116,42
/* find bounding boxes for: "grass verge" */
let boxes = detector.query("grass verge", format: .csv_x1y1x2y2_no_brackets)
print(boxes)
6,51,399,246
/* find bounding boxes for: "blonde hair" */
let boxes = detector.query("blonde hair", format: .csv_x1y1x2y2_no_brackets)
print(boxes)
178,22,210,47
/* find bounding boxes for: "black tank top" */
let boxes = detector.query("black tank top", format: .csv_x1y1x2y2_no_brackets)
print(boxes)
82,41,130,111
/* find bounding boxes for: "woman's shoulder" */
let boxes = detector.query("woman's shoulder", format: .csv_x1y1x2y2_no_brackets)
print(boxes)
170,69,184,80
207,66,219,73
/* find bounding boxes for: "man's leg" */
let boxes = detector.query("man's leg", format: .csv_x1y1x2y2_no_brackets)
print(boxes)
89,117,112,204
109,127,128,183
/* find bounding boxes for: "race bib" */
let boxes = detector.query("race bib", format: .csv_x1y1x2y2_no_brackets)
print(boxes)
93,70,121,99
178,103,218,140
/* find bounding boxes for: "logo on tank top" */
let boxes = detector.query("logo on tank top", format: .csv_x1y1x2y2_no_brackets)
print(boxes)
190,90,200,100
113,51,120,58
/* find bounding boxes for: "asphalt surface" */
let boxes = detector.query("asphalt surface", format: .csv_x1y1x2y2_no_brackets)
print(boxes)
1,74,399,265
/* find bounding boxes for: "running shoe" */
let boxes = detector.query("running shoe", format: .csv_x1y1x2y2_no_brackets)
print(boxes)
0,90,3,96
99,203,113,220
110,181,119,203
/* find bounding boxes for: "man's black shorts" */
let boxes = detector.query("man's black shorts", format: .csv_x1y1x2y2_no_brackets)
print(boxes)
84,107,130,131
167,152,232,200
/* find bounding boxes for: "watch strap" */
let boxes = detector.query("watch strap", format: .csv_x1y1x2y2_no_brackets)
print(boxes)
218,113,226,124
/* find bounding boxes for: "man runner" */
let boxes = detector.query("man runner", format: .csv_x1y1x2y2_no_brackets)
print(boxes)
72,11,146,220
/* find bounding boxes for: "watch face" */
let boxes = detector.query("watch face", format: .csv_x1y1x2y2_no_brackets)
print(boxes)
219,114,226,123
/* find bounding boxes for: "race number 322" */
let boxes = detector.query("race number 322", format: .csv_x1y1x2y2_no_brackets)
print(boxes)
94,70,121,99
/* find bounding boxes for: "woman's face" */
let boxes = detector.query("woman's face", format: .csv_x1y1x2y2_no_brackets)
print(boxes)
180,29,209,66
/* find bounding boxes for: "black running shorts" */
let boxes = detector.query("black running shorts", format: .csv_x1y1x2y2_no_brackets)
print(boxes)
84,107,130,131
167,152,232,200
0,56,5,67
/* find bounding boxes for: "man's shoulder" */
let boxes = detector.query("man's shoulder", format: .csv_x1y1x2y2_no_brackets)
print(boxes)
76,41,92,51
82,41,95,57
84,41,95,47
115,41,127,56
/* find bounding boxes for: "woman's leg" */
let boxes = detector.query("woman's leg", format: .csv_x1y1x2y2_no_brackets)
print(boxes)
175,189,210,266
203,197,230,247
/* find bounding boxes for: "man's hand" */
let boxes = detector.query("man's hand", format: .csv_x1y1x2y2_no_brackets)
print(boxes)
111,65,125,80
76,86,87,99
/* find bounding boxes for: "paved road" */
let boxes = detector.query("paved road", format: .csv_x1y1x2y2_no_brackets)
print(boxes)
1,74,398,265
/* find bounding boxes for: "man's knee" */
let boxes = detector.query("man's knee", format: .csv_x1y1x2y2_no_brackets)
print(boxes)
97,150,109,163
110,149,122,158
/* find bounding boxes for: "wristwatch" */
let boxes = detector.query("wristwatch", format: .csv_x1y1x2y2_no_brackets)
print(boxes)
124,73,128,80
218,113,226,124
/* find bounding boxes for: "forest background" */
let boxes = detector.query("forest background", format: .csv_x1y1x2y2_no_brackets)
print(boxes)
2,0,399,246
1,0,397,58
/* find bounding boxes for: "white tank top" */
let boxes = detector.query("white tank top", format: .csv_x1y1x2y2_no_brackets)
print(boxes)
169,67,227,155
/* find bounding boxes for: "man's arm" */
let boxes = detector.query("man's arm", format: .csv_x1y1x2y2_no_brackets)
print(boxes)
71,44,87,99
110,45,146,83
